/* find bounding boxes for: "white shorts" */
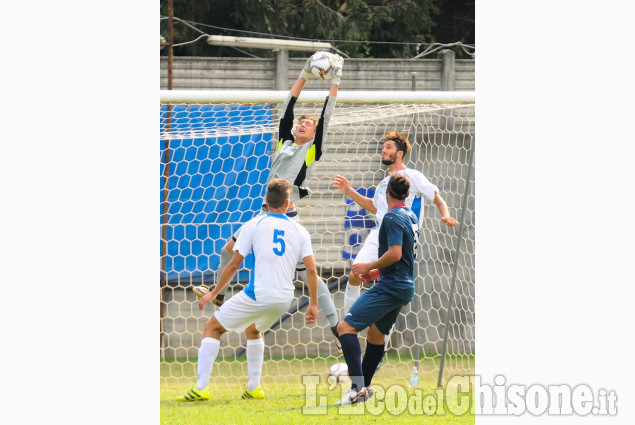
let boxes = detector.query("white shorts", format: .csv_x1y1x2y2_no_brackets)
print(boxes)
353,227,380,265
214,291,292,333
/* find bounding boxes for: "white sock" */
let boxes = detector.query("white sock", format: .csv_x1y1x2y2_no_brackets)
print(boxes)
196,337,220,390
343,283,361,312
246,338,265,391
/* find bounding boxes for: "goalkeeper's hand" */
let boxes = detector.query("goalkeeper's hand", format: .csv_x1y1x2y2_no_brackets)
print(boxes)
299,55,313,80
329,53,344,85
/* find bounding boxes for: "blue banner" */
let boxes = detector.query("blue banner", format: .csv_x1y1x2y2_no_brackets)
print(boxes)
160,104,273,281
341,188,376,264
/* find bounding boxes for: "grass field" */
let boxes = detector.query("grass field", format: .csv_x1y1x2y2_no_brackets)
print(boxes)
161,354,475,424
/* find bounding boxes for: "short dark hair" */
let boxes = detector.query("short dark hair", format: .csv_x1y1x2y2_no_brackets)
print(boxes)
266,178,292,208
382,131,411,157
387,174,410,201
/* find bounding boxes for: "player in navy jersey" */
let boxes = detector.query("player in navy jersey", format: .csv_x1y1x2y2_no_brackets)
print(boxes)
177,179,319,402
332,131,458,363
334,173,419,405
332,131,458,312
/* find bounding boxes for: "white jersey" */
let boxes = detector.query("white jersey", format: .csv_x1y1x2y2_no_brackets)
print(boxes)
234,212,314,304
372,168,439,230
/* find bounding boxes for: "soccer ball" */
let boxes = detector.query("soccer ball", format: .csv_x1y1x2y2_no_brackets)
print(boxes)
310,51,334,80
327,362,350,384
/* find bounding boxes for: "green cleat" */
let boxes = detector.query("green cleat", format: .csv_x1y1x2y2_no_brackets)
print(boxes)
176,387,211,402
241,386,265,399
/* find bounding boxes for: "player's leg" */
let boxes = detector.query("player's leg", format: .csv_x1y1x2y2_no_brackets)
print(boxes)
296,265,341,354
376,323,395,371
343,228,379,312
334,320,365,404
239,299,291,399
364,300,408,381
176,315,227,401
334,286,386,405
362,324,388,388
290,209,342,353
243,325,266,399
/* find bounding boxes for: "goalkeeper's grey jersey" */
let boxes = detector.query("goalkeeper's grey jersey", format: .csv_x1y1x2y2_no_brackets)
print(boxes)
267,94,337,202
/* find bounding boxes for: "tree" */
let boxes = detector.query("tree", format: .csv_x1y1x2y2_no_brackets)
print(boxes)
160,0,474,58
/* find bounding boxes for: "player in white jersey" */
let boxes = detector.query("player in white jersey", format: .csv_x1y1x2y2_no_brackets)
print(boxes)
332,131,459,312
176,179,318,402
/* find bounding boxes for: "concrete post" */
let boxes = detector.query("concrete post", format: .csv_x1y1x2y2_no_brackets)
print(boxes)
274,49,289,90
440,49,456,91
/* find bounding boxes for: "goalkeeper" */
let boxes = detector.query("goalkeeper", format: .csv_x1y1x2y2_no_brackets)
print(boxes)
193,51,345,353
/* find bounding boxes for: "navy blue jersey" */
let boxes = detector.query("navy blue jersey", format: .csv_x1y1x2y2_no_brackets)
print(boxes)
377,206,419,301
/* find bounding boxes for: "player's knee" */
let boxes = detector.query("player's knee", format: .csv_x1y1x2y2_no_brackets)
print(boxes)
337,320,356,336
204,315,226,338
246,329,262,339
366,325,385,345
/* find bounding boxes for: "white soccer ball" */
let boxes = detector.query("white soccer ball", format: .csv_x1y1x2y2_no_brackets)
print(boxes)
310,51,334,80
327,362,350,384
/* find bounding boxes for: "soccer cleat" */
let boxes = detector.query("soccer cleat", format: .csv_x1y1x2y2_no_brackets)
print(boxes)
175,387,211,402
192,286,225,307
212,294,225,307
333,336,343,355
192,286,209,298
359,386,375,403
334,388,357,405
241,386,265,399
334,386,374,405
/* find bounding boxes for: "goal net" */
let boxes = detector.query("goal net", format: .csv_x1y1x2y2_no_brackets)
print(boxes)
160,90,475,391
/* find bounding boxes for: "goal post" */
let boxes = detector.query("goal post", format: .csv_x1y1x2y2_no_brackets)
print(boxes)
160,90,475,390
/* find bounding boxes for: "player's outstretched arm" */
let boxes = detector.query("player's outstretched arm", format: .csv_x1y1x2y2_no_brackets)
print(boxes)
332,175,377,213
199,251,244,310
289,54,313,98
301,255,319,324
433,192,459,227
328,53,344,96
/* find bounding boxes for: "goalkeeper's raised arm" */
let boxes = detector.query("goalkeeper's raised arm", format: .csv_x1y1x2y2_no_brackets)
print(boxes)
290,51,342,113
271,51,344,204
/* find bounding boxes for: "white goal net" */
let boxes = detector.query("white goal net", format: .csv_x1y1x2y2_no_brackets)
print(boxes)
160,90,475,390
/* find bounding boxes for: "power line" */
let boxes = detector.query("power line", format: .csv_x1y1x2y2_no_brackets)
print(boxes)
160,16,474,50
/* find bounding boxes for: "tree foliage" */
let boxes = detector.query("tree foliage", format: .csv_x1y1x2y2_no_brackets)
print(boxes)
160,0,474,58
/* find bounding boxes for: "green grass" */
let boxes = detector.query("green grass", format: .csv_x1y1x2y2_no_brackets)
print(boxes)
161,355,474,424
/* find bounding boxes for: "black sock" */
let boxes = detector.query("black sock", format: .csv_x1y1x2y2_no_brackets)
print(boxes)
362,341,385,387
339,333,364,391
330,326,339,338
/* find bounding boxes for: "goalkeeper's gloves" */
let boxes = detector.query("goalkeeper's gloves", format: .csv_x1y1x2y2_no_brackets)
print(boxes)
329,54,344,86
299,55,313,80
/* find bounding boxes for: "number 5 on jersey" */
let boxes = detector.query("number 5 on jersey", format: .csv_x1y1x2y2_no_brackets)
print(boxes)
273,229,286,256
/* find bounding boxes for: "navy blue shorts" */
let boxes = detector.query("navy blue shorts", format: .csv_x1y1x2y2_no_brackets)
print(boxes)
343,284,410,335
